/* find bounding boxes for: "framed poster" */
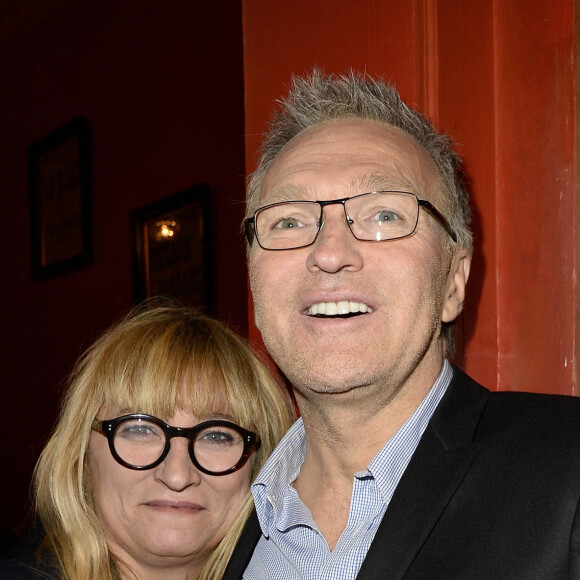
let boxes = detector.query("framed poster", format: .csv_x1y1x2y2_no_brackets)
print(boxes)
131,184,213,311
28,117,92,279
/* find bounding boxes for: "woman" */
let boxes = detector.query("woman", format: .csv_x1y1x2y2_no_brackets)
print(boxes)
1,304,294,579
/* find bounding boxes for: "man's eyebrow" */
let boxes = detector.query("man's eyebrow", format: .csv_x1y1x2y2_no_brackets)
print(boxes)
354,174,416,193
261,184,310,204
261,175,420,205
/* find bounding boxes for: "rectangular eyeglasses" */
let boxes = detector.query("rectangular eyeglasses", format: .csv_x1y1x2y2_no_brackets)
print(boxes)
244,190,457,251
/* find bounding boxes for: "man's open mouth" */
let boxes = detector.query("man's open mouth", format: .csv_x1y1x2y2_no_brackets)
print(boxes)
307,301,373,318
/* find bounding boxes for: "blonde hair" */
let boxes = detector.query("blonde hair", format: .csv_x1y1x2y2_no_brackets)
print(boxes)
34,303,295,579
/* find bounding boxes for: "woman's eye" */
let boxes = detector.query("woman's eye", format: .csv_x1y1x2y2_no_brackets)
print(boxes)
204,431,233,442
199,430,236,445
118,423,158,440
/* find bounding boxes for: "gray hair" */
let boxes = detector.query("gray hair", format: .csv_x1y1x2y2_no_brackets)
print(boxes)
247,68,472,254
247,68,473,356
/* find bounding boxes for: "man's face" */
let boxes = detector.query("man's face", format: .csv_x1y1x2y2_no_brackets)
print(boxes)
249,119,469,406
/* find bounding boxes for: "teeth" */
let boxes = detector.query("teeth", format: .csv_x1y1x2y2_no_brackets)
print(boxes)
307,301,373,316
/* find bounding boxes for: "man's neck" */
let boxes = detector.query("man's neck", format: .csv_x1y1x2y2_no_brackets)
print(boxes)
296,359,443,468
291,358,445,549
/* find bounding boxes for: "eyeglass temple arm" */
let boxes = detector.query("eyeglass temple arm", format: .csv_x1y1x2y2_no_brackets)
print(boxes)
244,218,256,245
418,200,458,243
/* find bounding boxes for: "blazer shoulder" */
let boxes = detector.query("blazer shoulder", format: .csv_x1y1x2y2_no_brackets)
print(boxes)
448,365,580,448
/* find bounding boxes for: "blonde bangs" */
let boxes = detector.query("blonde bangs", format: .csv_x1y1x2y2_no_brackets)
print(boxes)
94,328,188,419
175,319,275,429
91,309,266,428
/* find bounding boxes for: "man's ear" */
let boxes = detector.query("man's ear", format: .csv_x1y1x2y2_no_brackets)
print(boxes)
442,249,471,323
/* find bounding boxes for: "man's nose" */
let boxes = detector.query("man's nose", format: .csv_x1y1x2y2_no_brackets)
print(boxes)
306,205,363,274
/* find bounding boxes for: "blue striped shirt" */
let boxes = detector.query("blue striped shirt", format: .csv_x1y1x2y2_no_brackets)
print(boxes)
244,361,453,580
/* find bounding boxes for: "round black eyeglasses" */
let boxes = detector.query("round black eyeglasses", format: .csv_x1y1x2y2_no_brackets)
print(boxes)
91,414,260,476
244,191,458,251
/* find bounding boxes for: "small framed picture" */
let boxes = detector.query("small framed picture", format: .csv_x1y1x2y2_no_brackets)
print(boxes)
131,184,213,311
28,117,92,279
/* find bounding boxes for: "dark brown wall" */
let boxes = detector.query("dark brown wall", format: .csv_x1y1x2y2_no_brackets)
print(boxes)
0,1,247,534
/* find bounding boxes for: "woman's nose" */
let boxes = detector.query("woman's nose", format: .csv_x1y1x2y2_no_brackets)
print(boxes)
154,438,201,490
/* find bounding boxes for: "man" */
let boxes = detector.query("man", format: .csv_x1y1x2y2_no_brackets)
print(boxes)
223,70,580,579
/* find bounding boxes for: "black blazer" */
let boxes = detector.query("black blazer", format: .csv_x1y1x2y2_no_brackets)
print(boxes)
223,367,580,579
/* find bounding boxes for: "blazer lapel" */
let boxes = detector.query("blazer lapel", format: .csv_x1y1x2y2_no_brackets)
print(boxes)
356,367,489,579
221,508,262,580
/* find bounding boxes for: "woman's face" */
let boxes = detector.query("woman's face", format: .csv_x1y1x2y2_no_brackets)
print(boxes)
89,407,253,576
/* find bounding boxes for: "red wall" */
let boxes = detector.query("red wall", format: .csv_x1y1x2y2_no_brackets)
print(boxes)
2,0,576,539
0,2,247,534
242,0,576,395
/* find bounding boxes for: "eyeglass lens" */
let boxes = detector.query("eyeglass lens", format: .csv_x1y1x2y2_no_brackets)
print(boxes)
254,192,420,250
112,416,246,472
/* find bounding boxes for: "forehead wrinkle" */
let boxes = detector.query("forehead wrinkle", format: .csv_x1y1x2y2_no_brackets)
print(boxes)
260,183,312,205
362,162,435,193
356,173,420,195
261,175,424,206
263,173,421,205
260,131,439,205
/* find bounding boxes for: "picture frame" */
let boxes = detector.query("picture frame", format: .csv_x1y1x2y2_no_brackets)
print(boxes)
28,117,92,279
131,184,213,311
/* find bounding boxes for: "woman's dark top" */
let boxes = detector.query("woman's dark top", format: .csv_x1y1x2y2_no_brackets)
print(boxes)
0,553,59,579
0,525,59,579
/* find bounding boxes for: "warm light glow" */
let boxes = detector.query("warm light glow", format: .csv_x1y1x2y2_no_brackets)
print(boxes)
155,220,178,241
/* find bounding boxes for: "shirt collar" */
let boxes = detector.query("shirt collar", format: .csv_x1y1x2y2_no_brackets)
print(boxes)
364,359,452,501
252,418,307,533
252,361,453,531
